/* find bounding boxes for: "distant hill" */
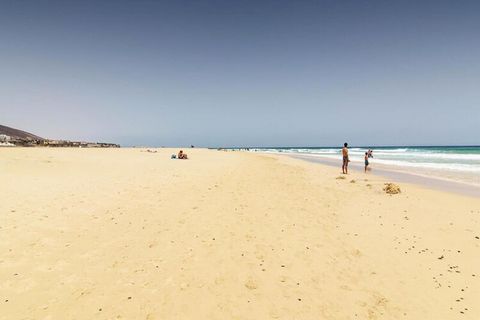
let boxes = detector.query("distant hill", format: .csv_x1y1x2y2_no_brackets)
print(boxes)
0,124,44,140
0,124,119,148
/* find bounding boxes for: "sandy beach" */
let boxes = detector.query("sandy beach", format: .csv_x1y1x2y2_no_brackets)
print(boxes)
1,148,479,319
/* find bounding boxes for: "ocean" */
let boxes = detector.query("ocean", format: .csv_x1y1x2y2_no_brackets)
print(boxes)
249,146,480,187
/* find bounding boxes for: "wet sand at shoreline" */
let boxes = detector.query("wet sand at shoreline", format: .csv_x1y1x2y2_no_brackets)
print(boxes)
289,153,480,198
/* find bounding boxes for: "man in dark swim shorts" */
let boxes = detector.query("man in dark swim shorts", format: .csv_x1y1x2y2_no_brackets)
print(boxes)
342,142,349,174
364,152,369,172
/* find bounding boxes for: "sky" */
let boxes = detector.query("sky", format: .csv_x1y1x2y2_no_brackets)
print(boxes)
0,0,479,147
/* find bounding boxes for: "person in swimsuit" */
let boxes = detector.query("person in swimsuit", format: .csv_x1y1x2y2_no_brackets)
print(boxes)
364,152,369,172
178,150,188,159
342,142,349,174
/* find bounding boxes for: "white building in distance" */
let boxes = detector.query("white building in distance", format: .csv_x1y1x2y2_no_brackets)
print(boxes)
0,134,11,142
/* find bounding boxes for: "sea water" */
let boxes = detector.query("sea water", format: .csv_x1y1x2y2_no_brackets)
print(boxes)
249,146,480,186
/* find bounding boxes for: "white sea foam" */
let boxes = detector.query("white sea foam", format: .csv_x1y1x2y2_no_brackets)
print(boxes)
252,147,480,174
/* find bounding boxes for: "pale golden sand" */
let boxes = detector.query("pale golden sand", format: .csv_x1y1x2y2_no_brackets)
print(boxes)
1,148,479,319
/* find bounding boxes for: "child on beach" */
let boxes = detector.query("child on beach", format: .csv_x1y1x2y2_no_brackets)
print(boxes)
364,152,369,172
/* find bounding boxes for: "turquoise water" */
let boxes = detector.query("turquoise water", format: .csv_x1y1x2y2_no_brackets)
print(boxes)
250,146,480,174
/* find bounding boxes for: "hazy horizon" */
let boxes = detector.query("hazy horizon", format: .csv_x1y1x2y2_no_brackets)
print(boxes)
1,0,479,147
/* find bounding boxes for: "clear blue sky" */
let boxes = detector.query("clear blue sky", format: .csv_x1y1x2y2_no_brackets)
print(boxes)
1,0,479,147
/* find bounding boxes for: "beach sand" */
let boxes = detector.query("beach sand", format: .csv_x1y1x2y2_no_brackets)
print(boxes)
1,148,479,319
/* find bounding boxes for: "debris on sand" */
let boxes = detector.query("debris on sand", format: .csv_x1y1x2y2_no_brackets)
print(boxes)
350,180,356,183
336,176,346,180
383,183,401,194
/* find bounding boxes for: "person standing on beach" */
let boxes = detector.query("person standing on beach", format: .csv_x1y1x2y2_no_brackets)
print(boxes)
342,143,349,174
364,152,369,172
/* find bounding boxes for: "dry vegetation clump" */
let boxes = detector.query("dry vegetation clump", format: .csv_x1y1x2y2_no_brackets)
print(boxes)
383,183,401,194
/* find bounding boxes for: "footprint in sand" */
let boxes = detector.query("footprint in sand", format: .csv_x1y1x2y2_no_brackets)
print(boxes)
245,279,258,290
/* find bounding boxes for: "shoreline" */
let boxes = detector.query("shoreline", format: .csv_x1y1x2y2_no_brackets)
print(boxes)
284,153,480,198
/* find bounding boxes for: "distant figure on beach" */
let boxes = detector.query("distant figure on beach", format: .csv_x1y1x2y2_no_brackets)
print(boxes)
367,149,373,158
364,152,369,172
178,150,188,159
342,142,349,174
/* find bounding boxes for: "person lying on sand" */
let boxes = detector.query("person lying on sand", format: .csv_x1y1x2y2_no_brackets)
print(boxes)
178,150,188,159
342,142,349,174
